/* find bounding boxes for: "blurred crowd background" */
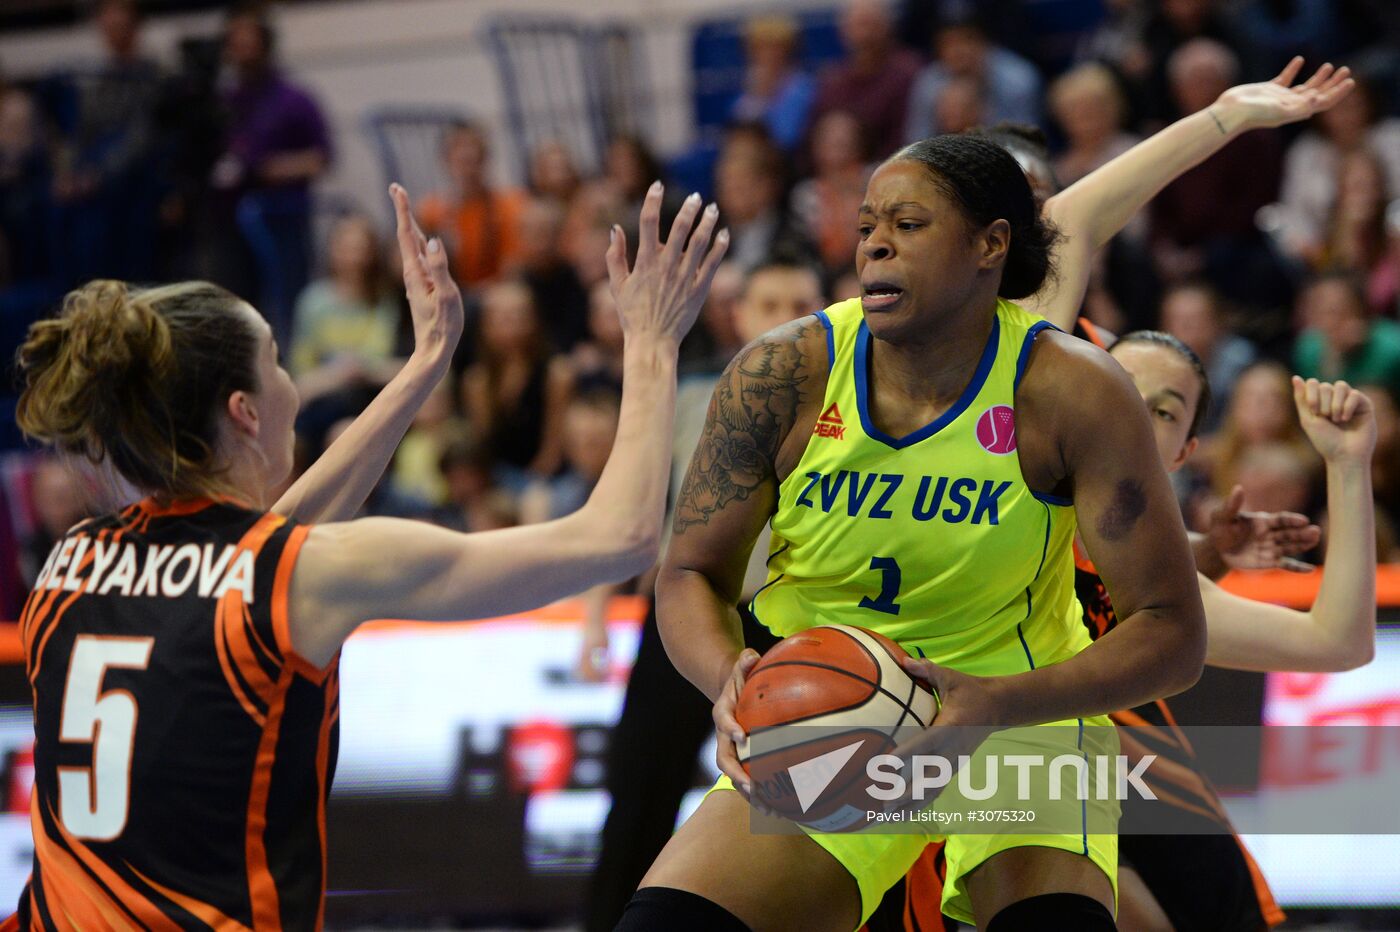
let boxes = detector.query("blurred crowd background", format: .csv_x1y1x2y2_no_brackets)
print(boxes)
2,0,1400,623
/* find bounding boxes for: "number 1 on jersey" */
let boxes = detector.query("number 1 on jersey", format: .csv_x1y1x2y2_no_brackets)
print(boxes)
859,556,902,616
58,635,153,841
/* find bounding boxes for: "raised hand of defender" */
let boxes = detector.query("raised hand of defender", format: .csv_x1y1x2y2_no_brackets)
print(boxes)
1294,376,1377,465
1215,57,1355,131
391,183,464,364
713,648,762,800
1206,485,1320,573
606,181,729,347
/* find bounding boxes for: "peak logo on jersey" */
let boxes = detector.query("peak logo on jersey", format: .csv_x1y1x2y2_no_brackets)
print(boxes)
976,405,1016,455
813,403,846,440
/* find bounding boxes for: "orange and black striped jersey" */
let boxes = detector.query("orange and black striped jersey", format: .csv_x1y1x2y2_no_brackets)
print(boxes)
1072,543,1284,930
6,498,338,931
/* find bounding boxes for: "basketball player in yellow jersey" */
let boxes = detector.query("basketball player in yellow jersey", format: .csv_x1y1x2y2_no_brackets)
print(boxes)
615,135,1208,932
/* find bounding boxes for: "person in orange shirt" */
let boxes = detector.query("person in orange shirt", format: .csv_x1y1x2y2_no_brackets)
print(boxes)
418,121,526,286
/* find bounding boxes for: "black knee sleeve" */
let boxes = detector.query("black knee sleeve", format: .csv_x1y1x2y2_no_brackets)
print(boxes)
614,886,753,932
987,892,1116,931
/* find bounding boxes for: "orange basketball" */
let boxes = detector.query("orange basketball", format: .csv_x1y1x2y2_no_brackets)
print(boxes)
735,625,938,831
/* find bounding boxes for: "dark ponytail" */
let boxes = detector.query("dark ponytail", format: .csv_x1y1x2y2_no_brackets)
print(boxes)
890,134,1059,299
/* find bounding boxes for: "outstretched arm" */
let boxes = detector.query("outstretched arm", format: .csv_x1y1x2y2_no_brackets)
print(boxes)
1204,379,1377,672
1023,58,1354,331
289,184,730,668
273,185,462,523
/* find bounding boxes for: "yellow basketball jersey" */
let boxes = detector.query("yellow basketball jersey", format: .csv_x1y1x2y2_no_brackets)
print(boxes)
752,298,1091,677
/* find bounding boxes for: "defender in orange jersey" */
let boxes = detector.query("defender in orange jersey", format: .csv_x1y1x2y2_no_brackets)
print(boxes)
6,180,727,930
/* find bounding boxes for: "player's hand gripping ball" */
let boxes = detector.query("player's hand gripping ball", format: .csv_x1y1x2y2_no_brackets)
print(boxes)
735,625,938,831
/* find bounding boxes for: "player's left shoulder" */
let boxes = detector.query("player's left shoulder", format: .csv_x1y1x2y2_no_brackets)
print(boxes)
1016,326,1133,410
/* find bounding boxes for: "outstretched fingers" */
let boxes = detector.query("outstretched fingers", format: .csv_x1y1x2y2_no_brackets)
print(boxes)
1314,69,1355,111
694,225,731,296
663,192,704,268
391,183,428,290
635,181,664,263
605,224,630,294
1299,62,1335,93
1273,55,1305,87
680,202,720,280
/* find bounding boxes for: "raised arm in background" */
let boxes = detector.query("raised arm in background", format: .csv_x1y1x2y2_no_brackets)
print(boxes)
1021,57,1355,332
272,184,461,523
288,184,729,668
1203,378,1377,672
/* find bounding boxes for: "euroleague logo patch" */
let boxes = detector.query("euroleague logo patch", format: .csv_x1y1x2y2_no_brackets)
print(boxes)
975,405,1016,455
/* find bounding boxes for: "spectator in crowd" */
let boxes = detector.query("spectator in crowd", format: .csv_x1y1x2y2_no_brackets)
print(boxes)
1231,0,1342,81
730,14,816,154
568,135,679,283
1375,199,1400,316
930,75,987,136
17,457,90,600
791,109,869,277
897,0,1037,65
290,215,403,436
1234,440,1317,513
528,139,582,207
515,197,589,351
461,280,573,487
904,11,1043,142
1277,76,1400,265
1364,383,1400,536
1160,281,1258,435
419,121,525,288
1074,0,1154,87
1195,360,1320,509
1320,150,1394,304
432,428,517,533
1136,0,1246,126
0,87,50,291
572,280,626,396
1149,39,1284,306
520,389,620,524
1050,62,1142,187
0,87,59,450
678,260,746,373
714,131,814,273
372,374,457,512
830,266,861,303
52,0,163,284
1294,271,1400,399
213,4,331,347
810,0,924,159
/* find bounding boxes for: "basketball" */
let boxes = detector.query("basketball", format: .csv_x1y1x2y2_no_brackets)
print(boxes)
735,625,938,832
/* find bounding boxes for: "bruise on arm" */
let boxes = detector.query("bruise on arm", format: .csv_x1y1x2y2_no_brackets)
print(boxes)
1004,331,1206,715
1096,478,1149,542
1044,336,1202,630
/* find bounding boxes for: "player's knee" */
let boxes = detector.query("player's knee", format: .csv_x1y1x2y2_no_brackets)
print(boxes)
614,886,752,932
986,892,1116,931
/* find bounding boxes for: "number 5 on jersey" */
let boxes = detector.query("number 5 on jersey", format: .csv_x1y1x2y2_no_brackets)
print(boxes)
58,635,153,841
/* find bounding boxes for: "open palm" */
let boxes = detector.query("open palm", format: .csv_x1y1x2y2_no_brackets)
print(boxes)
1219,57,1355,131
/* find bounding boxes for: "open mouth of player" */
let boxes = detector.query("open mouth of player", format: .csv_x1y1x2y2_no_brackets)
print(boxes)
862,282,904,312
